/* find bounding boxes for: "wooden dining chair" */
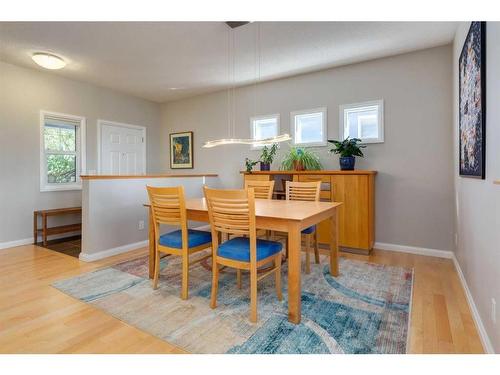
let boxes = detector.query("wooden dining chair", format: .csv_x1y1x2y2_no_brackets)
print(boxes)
244,180,275,239
204,186,283,323
147,185,212,299
244,179,275,199
285,181,321,274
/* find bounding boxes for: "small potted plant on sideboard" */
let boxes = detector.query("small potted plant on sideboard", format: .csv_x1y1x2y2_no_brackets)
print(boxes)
259,144,278,171
328,137,366,170
280,146,322,171
245,158,259,173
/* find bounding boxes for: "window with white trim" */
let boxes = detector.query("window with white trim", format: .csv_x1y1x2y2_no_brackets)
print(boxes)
250,114,280,149
291,107,327,146
40,111,86,192
339,100,384,143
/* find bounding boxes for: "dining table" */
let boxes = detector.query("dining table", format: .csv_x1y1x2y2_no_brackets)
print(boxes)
145,197,342,324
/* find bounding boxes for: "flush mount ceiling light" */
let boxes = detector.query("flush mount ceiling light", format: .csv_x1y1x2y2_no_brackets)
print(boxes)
203,23,290,148
32,53,66,70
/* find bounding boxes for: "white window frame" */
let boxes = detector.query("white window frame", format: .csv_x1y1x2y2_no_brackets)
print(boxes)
291,107,327,147
339,100,384,144
40,110,86,192
249,113,280,150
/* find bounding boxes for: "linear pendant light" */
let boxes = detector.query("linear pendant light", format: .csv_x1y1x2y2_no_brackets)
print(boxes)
203,133,291,148
32,52,66,70
203,22,290,148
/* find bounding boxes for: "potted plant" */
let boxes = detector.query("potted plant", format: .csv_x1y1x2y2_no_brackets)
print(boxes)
259,144,278,171
245,158,259,173
328,137,366,170
280,146,322,171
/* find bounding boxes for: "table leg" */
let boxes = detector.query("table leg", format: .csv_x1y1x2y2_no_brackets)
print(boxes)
329,208,339,277
148,207,155,279
287,222,302,324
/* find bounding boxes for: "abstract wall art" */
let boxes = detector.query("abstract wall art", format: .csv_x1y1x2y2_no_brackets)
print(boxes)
459,21,486,179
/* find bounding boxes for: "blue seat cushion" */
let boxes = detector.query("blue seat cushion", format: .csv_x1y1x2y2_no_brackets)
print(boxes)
218,237,283,262
159,229,212,249
302,225,316,234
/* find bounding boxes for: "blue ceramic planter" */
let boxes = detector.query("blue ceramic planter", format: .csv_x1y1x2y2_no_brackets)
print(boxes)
260,162,271,171
339,156,355,170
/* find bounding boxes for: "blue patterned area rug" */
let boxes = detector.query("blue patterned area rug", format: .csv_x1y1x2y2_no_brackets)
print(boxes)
52,253,413,354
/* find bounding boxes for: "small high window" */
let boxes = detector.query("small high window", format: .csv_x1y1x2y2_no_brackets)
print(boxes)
250,114,280,149
340,100,384,143
291,107,327,146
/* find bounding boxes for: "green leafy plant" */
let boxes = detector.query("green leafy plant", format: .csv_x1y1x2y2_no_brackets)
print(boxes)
260,143,278,165
280,146,322,171
44,126,77,183
245,158,259,173
328,137,366,157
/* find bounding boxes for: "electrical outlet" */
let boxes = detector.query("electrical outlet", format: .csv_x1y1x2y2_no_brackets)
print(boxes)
492,298,497,325
138,220,145,230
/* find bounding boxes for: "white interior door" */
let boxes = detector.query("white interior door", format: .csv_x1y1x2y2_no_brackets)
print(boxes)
99,121,146,175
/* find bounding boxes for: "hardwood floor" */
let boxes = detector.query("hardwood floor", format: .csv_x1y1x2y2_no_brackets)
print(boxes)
0,244,484,354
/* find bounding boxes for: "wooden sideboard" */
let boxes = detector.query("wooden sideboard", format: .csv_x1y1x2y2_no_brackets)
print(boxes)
241,170,377,254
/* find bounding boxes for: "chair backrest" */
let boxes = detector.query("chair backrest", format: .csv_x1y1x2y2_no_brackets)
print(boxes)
285,181,321,202
146,186,187,242
244,180,275,200
204,187,256,237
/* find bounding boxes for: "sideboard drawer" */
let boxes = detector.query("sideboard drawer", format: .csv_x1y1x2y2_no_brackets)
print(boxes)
298,174,331,183
244,174,272,182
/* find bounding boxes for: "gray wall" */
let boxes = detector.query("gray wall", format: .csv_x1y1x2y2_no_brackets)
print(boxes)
161,45,455,252
0,61,162,244
453,22,500,353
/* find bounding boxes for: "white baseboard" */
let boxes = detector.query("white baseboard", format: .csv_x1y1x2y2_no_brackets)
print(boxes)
79,240,149,262
374,242,453,259
452,254,495,354
0,237,33,250
1,231,82,251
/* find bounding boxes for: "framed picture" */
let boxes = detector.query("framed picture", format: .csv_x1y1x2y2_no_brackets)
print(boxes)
170,131,193,169
459,21,486,179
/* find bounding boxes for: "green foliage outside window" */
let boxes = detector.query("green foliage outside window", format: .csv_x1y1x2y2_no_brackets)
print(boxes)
44,125,77,183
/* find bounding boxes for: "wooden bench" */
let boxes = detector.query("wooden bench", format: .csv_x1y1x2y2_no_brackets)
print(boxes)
33,207,82,246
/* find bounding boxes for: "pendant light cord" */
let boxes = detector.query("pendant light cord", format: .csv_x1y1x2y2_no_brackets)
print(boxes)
232,29,236,138
227,26,231,139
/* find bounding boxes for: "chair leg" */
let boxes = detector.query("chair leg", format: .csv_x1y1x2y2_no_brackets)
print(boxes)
153,249,160,290
250,265,258,323
270,230,274,241
305,234,311,274
181,252,189,300
210,258,219,309
275,255,282,301
314,230,320,264
266,230,270,240
236,269,242,289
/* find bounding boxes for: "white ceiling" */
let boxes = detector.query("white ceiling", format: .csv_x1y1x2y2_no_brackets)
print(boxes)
0,22,457,103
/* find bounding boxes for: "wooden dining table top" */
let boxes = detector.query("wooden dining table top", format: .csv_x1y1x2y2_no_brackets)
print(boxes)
146,197,342,221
